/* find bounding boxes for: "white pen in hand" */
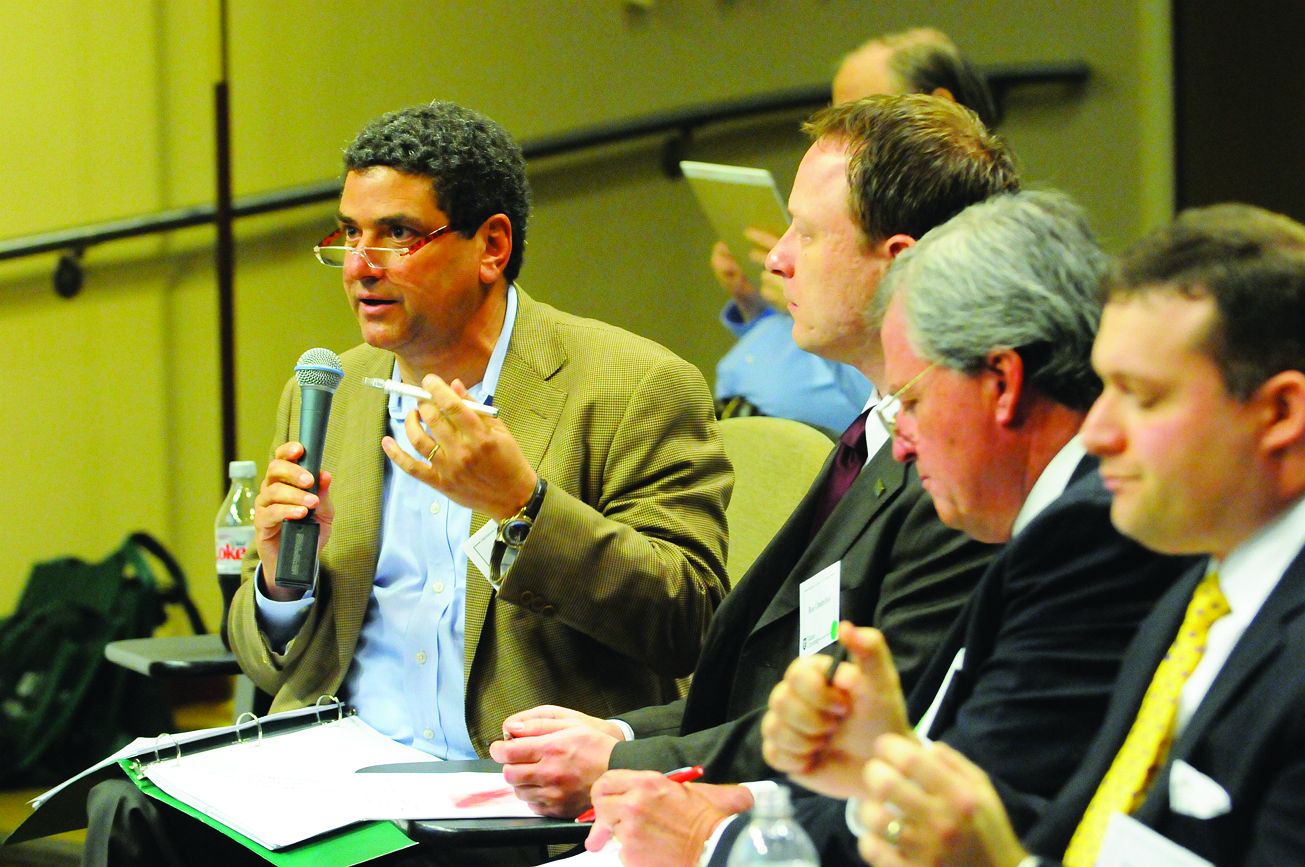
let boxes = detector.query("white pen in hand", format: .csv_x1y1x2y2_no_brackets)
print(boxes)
361,377,500,417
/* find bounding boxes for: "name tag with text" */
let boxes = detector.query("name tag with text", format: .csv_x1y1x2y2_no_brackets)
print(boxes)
798,562,841,656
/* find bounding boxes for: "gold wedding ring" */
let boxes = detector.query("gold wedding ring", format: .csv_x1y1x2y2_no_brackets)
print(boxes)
427,443,441,462
884,818,903,847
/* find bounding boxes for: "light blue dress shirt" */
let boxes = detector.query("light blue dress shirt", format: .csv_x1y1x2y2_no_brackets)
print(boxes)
256,286,519,759
715,302,871,433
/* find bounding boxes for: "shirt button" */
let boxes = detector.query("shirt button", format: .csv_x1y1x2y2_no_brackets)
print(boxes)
423,728,435,740
429,501,442,514
432,582,445,594
416,651,428,665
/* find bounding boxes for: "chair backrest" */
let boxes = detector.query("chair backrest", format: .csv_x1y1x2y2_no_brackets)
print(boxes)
719,416,835,587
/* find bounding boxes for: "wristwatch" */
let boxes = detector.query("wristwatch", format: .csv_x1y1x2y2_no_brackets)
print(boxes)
497,477,547,549
489,478,547,590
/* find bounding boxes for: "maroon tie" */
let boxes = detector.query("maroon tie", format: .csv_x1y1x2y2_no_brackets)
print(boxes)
809,410,870,538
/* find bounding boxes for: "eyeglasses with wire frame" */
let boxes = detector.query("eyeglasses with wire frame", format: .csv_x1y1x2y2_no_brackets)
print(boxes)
874,360,939,438
313,224,454,269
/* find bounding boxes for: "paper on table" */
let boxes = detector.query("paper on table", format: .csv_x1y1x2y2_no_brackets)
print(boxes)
351,773,535,819
30,703,341,810
29,722,229,809
142,716,533,850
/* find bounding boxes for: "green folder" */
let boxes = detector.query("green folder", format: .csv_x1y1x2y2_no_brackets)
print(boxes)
122,760,415,866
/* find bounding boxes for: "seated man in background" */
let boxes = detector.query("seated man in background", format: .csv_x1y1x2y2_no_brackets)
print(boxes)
490,93,1013,825
83,101,731,866
847,203,1305,867
712,27,995,431
585,191,1195,865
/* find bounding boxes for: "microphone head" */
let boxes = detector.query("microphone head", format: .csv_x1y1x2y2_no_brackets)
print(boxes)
294,347,344,393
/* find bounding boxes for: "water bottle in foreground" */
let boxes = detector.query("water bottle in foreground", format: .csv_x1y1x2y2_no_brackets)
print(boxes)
724,785,818,866
216,460,257,649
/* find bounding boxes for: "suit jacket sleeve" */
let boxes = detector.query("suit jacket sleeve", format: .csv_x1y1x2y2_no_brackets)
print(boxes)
494,352,731,678
617,698,688,740
610,704,769,781
228,376,323,694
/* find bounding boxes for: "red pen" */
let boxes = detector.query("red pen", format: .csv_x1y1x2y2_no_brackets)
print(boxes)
574,764,705,823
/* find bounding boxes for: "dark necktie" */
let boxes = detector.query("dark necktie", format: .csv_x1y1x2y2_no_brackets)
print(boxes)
809,409,871,538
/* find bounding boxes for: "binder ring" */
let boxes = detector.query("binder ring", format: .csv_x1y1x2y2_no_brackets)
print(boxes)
235,712,264,745
314,694,344,724
152,732,181,765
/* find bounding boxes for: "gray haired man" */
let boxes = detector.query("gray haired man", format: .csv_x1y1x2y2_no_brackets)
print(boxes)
842,203,1305,867
756,190,1197,866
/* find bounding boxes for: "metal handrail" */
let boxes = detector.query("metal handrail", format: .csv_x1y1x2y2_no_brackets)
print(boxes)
0,61,1088,280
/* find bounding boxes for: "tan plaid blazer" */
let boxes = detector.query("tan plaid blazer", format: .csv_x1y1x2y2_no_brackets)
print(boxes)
230,289,731,755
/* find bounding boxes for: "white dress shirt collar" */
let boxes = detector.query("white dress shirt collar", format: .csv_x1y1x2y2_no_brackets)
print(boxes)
1010,435,1087,537
861,389,885,464
1178,493,1305,733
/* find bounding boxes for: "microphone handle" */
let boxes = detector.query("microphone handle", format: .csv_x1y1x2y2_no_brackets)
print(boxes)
295,386,334,484
275,386,335,591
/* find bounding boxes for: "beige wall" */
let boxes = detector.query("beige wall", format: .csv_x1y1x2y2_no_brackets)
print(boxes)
0,0,1171,623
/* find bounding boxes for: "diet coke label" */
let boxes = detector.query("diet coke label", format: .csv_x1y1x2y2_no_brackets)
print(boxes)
216,526,254,575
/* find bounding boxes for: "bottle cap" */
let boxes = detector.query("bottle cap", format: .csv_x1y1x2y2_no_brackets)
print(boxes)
751,784,793,817
228,460,258,479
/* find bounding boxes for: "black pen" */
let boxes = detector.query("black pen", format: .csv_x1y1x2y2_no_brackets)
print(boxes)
824,642,849,683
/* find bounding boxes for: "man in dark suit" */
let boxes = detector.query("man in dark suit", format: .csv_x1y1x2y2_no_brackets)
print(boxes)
843,204,1305,867
699,190,1195,867
488,94,1015,821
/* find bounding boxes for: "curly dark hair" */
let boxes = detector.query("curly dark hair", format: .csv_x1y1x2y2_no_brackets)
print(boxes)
344,101,531,283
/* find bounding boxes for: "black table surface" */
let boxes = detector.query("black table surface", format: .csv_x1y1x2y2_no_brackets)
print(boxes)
104,634,241,677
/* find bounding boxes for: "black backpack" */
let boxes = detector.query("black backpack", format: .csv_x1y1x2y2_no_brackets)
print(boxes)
0,532,206,785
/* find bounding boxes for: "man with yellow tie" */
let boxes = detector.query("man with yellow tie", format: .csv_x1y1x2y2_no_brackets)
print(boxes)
598,191,1201,866
840,203,1305,866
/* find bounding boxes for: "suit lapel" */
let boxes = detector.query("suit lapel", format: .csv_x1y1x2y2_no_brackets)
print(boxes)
750,441,908,635
1112,564,1205,719
1168,549,1305,763
462,290,567,674
328,348,393,674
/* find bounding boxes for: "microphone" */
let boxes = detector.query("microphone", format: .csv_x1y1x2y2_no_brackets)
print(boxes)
274,347,344,592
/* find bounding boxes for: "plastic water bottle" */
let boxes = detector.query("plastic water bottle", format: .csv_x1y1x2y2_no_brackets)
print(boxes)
725,786,818,866
216,460,258,649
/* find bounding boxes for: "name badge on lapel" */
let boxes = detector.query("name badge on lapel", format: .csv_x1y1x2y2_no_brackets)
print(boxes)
799,561,841,656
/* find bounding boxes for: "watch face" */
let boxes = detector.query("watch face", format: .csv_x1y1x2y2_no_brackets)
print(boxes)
502,518,532,547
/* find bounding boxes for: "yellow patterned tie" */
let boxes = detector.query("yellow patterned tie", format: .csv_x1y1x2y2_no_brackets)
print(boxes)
1063,571,1230,867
